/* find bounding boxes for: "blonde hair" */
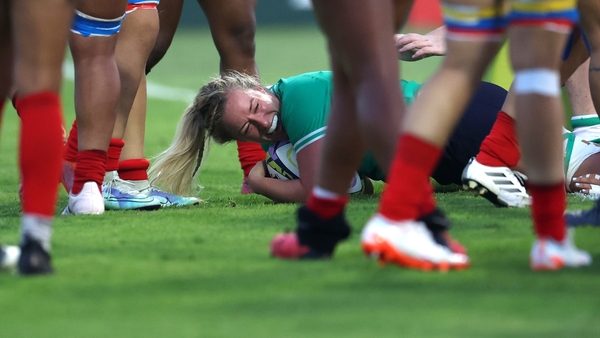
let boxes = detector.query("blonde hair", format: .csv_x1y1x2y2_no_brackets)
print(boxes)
148,71,263,196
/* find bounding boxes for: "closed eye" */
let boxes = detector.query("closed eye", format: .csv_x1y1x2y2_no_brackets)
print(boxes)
241,122,250,135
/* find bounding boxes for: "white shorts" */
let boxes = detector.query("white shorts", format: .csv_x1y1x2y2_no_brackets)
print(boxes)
564,132,600,192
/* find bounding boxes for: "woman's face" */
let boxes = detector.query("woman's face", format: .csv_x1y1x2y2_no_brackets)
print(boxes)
222,88,288,143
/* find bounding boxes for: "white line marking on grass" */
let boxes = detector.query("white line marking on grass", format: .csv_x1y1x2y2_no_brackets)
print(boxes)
62,61,197,103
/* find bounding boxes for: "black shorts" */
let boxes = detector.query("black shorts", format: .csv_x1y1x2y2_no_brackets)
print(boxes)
431,81,508,186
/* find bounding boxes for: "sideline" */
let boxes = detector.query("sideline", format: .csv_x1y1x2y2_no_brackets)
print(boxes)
62,61,197,103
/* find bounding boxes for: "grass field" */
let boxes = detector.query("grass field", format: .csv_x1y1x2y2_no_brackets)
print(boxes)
1,26,599,337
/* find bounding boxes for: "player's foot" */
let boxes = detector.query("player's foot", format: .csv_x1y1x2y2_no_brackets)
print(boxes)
419,208,467,254
62,181,105,215
461,157,530,208
361,214,469,271
0,245,20,271
102,178,162,211
18,237,53,276
138,185,201,207
566,199,600,227
270,233,310,258
241,179,253,194
271,205,351,259
530,229,592,271
356,174,375,195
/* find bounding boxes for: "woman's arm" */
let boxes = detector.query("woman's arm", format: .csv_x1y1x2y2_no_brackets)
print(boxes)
247,139,323,203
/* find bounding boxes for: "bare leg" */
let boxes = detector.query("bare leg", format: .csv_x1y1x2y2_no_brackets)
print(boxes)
200,0,265,191
121,76,148,161
11,0,74,274
146,0,183,73
312,0,408,194
66,0,127,216
113,8,159,141
270,0,413,260
578,0,600,116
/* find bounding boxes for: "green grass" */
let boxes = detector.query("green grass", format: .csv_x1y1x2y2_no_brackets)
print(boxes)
1,26,599,337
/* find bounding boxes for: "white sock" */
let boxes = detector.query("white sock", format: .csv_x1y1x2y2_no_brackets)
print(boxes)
21,214,52,252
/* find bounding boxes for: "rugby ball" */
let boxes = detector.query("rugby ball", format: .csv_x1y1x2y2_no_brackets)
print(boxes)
265,140,300,180
265,140,373,195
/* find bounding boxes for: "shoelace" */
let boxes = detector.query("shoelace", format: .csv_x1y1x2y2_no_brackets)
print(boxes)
104,177,141,195
137,177,164,195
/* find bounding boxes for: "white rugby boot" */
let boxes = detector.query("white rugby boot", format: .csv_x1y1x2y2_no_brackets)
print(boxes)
530,229,592,271
462,157,530,207
62,181,104,215
361,214,469,271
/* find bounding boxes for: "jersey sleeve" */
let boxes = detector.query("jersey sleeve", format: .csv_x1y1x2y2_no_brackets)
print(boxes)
400,79,422,105
273,72,334,153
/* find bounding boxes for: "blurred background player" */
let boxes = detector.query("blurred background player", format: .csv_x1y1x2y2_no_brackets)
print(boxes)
0,0,74,274
140,0,265,195
369,0,590,271
396,24,600,205
562,0,600,226
265,0,465,266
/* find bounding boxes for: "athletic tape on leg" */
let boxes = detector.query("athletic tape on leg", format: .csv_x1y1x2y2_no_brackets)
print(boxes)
514,69,560,96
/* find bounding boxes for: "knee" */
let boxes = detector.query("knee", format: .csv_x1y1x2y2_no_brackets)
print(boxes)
213,21,256,59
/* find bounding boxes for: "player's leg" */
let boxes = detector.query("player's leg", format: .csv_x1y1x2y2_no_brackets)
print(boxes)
433,81,506,187
578,0,600,116
117,4,198,207
199,0,258,76
0,0,10,116
146,0,183,74
367,0,504,270
460,82,531,207
199,0,265,193
98,2,163,211
66,1,126,215
271,0,409,260
0,0,19,272
566,59,600,141
463,26,590,207
11,0,73,274
119,76,200,207
507,1,590,270
113,3,159,144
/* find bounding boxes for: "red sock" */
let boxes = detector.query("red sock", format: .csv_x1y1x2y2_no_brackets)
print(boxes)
417,183,436,217
378,133,442,221
72,150,107,194
475,111,521,167
64,120,78,163
237,140,266,178
18,91,64,217
529,182,566,242
306,190,349,220
106,138,125,172
118,158,150,181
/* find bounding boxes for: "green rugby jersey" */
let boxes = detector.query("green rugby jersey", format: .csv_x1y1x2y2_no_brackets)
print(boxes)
267,71,421,181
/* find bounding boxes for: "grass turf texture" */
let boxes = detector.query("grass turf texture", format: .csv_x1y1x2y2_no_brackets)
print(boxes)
0,26,599,337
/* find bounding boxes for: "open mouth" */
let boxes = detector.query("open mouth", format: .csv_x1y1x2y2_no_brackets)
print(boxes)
266,115,278,135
